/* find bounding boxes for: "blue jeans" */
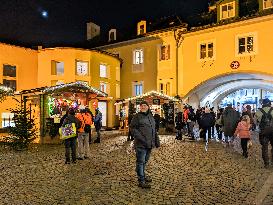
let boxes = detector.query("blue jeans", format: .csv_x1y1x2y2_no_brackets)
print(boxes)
135,147,151,182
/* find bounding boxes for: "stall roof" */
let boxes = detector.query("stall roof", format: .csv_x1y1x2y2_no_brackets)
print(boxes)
115,90,180,105
17,82,108,97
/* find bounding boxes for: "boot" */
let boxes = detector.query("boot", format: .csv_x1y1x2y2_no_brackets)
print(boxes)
138,181,151,189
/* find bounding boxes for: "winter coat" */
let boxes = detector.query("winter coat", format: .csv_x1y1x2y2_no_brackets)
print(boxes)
222,107,240,136
76,113,92,133
130,111,160,149
199,113,214,128
175,112,184,130
94,112,102,131
234,121,251,139
153,114,161,131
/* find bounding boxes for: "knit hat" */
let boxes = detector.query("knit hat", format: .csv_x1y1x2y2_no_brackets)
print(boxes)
262,98,271,105
139,101,149,106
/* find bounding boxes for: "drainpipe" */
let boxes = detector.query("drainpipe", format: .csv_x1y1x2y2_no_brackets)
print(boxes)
173,29,184,96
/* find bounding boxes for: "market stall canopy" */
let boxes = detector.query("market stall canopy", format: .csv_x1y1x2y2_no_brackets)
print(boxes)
17,82,108,97
115,90,180,105
0,85,14,102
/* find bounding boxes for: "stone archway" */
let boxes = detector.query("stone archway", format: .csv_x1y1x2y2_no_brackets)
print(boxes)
183,72,273,108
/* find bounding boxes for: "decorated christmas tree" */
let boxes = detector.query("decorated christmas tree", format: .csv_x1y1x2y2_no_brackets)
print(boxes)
5,102,37,150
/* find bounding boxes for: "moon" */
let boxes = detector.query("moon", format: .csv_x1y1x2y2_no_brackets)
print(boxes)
41,11,48,18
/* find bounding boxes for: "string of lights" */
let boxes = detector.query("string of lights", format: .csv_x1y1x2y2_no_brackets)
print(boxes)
115,90,180,105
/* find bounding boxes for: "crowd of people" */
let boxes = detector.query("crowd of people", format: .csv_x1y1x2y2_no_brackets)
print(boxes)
127,99,273,188
59,99,273,189
60,106,102,164
173,98,273,169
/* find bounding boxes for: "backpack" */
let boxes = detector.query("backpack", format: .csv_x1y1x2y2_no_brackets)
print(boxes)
259,107,273,136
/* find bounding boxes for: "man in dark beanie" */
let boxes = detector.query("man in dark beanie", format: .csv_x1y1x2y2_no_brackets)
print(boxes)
255,98,273,168
130,100,160,188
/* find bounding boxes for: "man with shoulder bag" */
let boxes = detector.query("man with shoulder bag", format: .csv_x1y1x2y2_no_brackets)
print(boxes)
255,98,273,168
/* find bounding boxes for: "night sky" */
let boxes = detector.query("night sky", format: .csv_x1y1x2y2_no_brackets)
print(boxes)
0,0,209,47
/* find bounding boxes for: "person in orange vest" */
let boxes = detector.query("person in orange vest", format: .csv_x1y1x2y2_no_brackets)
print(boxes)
76,105,92,160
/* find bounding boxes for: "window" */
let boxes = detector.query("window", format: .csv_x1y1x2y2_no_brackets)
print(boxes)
159,82,171,95
199,42,214,59
116,67,120,81
116,84,120,98
51,80,64,86
133,49,143,64
2,112,15,128
3,64,16,77
76,61,88,76
3,79,16,90
51,61,64,75
264,0,273,9
3,64,17,90
100,64,107,78
100,82,108,94
133,82,143,96
140,25,145,35
166,82,171,95
220,2,235,20
238,36,254,54
160,45,170,61
159,83,164,93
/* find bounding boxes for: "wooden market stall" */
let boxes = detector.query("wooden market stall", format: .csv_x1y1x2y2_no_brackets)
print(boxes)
115,91,181,130
18,82,107,143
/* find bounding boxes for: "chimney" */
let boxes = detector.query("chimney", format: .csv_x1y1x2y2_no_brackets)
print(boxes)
87,22,100,40
137,20,147,35
108,29,117,42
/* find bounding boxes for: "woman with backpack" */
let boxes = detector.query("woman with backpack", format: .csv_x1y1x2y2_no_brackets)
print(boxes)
234,115,251,158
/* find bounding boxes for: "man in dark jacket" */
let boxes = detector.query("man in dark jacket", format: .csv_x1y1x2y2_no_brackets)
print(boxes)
130,101,160,189
255,98,273,168
222,104,240,144
94,108,102,143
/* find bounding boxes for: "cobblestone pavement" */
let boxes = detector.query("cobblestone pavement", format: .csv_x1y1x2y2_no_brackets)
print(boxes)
0,132,272,205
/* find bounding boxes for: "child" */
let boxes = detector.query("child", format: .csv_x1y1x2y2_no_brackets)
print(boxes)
234,115,251,158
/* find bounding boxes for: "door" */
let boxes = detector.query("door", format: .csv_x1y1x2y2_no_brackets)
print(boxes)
98,101,107,127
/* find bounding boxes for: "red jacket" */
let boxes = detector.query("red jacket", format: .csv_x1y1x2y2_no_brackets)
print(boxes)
234,121,251,139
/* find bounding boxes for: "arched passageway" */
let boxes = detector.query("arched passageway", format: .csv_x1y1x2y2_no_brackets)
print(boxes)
184,73,273,109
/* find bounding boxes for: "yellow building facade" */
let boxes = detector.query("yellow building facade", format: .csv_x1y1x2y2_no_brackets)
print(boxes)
0,44,121,136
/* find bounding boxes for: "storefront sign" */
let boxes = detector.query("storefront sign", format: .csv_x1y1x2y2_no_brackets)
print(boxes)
230,61,240,69
153,99,160,105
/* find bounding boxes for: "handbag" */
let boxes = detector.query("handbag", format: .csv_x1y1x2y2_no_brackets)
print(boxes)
59,123,77,140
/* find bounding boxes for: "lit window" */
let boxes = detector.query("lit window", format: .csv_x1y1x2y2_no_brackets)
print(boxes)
220,2,235,20
160,45,170,61
2,112,15,128
133,82,143,96
100,64,107,78
238,36,254,54
133,49,143,64
200,42,214,59
51,61,64,75
100,82,108,94
140,25,145,35
264,0,273,9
